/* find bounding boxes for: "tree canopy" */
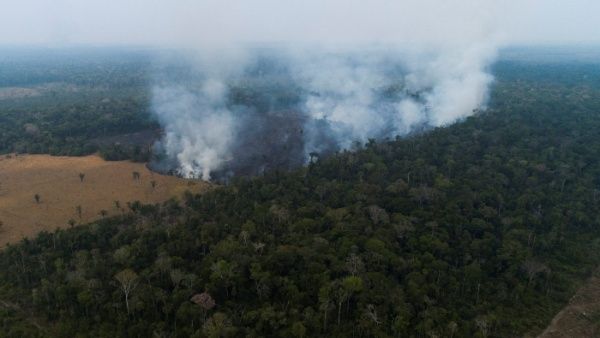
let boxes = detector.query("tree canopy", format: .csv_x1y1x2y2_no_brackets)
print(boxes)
1,53,600,337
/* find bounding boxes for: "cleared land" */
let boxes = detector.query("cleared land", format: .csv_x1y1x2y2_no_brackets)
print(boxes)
0,83,80,100
0,87,40,100
0,154,210,246
538,269,600,338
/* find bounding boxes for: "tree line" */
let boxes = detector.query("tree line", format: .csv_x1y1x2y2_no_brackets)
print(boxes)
2,67,600,337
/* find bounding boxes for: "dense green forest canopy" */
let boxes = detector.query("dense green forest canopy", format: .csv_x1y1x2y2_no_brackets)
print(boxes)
0,47,157,160
0,47,152,87
1,46,599,162
1,47,600,337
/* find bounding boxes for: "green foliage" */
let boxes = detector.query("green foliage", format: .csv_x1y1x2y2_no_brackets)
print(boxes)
0,49,157,161
2,57,600,337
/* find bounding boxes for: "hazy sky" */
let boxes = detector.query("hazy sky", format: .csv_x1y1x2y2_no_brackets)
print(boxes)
0,0,599,47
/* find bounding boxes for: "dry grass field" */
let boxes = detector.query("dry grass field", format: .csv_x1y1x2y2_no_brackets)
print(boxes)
0,154,211,247
537,268,600,338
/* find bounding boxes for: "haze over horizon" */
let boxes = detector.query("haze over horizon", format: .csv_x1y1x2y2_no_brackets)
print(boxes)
3,2,600,337
0,0,599,48
2,0,599,180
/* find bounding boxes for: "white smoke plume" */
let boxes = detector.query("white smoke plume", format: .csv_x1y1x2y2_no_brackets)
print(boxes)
152,85,234,180
149,1,503,180
3,1,598,178
151,50,250,180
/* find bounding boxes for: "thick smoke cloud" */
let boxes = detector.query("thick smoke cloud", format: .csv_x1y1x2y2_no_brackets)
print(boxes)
151,44,496,180
4,1,600,46
149,1,501,180
152,86,235,181
3,2,600,179
151,51,251,180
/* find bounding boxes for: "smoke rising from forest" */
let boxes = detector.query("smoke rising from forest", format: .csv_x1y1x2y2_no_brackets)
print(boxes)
149,1,501,180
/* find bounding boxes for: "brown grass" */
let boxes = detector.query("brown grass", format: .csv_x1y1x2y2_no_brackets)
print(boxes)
0,87,40,100
537,268,600,338
0,154,211,247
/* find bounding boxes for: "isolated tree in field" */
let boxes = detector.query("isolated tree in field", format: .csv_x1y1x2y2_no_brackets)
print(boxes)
34,194,40,204
114,200,121,210
99,210,108,218
132,171,140,180
150,180,156,190
114,269,139,315
78,173,85,182
76,205,82,219
68,219,76,228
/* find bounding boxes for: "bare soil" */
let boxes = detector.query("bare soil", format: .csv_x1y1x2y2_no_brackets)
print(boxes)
0,83,82,101
0,154,211,247
538,269,600,338
0,87,40,100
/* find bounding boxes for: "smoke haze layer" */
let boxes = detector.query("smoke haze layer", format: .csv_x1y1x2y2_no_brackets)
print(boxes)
150,43,497,180
2,1,599,179
144,1,503,180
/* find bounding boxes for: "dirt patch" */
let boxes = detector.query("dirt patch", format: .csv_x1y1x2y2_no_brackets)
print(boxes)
0,154,211,247
0,83,82,101
0,87,40,100
537,269,600,338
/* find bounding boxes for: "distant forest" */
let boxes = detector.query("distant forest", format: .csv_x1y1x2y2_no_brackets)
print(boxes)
2,48,600,337
1,47,599,164
0,48,157,161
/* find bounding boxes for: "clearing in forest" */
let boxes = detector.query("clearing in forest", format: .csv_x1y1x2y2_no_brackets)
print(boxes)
537,268,600,338
0,154,210,246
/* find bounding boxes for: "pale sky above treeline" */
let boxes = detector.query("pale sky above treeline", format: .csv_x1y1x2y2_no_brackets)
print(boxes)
0,0,598,47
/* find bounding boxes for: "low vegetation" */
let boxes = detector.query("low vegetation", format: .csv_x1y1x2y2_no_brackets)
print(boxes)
0,154,210,247
0,48,157,161
1,61,600,337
